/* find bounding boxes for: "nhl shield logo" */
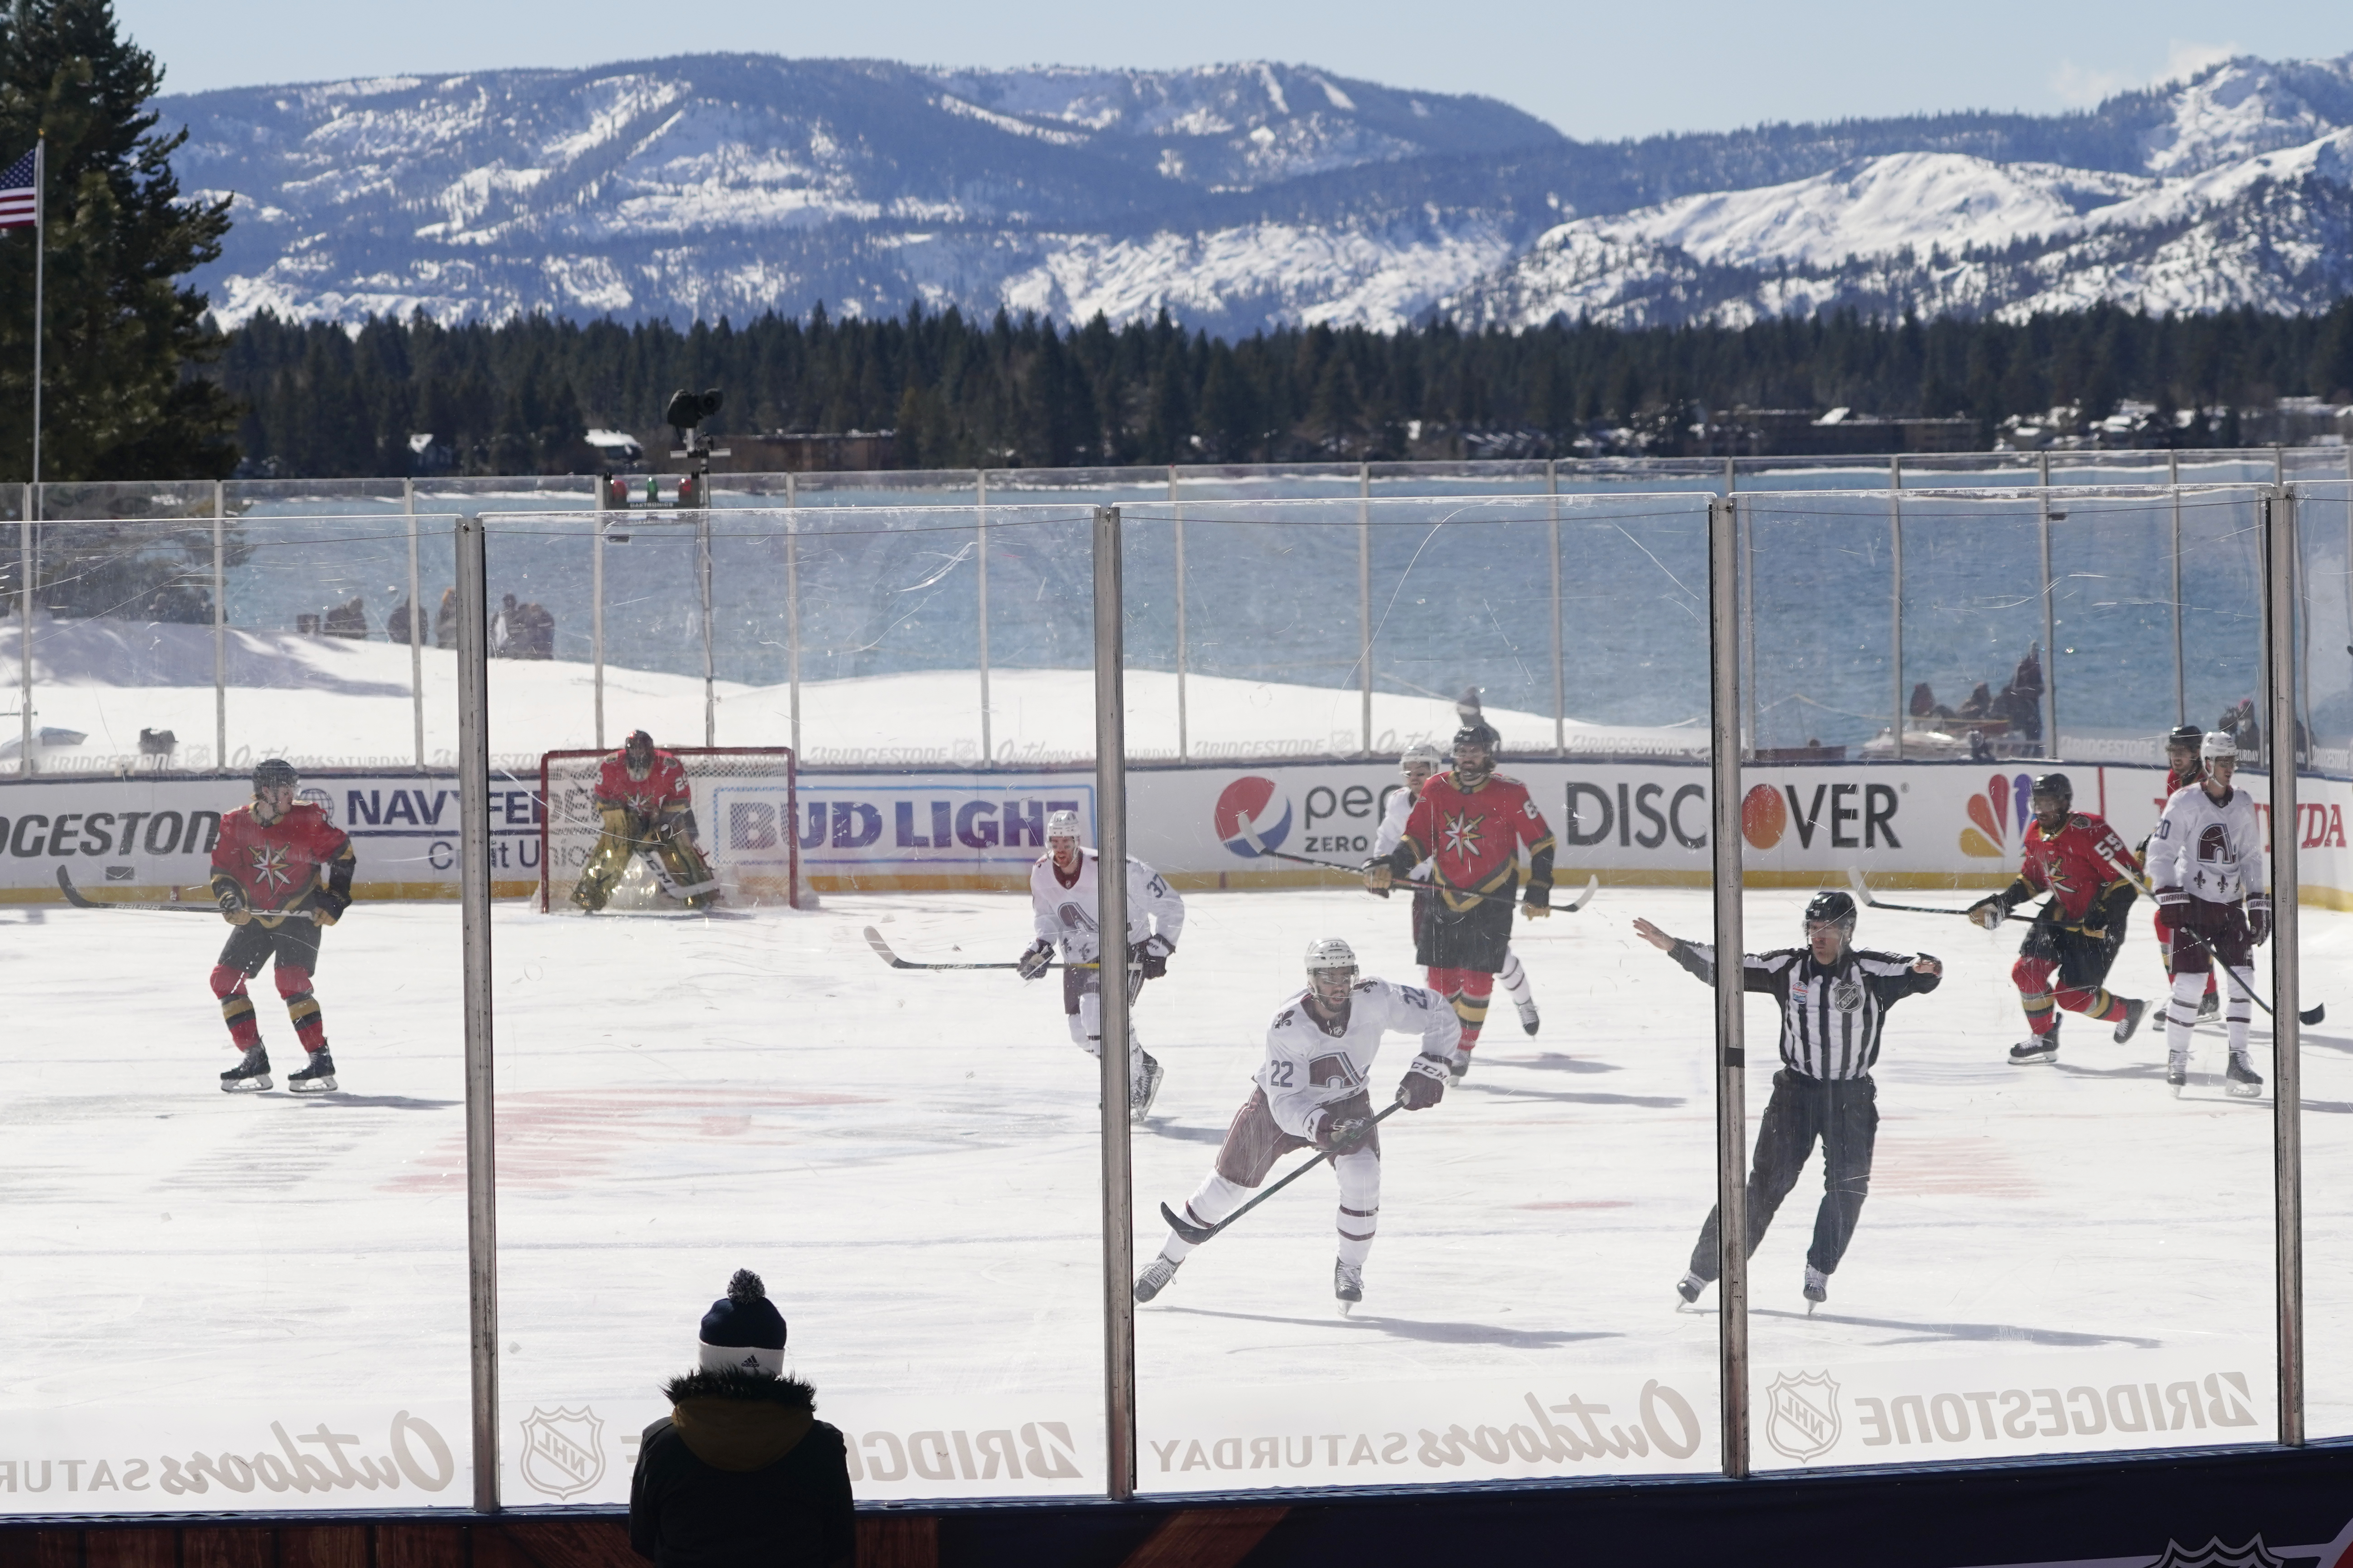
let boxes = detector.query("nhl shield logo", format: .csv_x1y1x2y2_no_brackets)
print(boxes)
518,1406,606,1499
1829,979,1864,1012
1764,1371,1841,1462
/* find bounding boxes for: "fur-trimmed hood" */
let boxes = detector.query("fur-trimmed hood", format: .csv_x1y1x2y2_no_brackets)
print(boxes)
660,1369,818,1472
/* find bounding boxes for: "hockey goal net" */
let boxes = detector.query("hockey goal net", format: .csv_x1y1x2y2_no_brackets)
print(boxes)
539,747,803,912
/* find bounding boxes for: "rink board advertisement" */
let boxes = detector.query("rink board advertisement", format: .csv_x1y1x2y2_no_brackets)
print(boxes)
0,1402,469,1515
1748,1345,2274,1471
497,1390,1103,1505
5,759,2353,901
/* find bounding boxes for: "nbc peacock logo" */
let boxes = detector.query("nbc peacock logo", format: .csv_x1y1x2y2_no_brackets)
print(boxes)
1960,772,2036,858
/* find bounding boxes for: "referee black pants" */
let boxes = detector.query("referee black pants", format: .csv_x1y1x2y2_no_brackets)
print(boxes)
1688,1069,1878,1281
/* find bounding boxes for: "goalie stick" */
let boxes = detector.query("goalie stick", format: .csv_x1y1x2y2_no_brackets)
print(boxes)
1159,1101,1406,1247
56,866,218,913
1845,867,2029,922
861,926,1097,971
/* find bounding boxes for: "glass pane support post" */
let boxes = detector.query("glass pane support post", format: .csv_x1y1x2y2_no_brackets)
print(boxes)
1358,465,1372,757
592,488,608,751
1091,505,1137,1499
16,486,30,774
405,480,425,769
2266,487,2304,1446
2171,453,2187,727
698,508,716,747
1889,481,1904,761
1707,495,1749,1477
214,481,227,774
454,514,502,1509
1171,464,1187,764
978,473,993,767
2039,493,2059,756
1549,461,1565,756
786,483,801,766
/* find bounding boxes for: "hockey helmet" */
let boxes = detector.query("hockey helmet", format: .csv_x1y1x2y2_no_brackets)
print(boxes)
1399,742,1442,778
253,758,298,792
2029,772,2074,818
2166,724,2203,756
1045,808,1084,842
2202,732,2239,764
1304,936,1358,1005
1451,720,1501,784
1803,889,1858,937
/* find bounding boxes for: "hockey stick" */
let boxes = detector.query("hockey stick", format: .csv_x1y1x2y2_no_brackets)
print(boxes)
1256,845,1600,914
2105,866,2324,1025
860,926,1097,971
56,866,217,913
1845,868,2030,923
1159,1101,1406,1247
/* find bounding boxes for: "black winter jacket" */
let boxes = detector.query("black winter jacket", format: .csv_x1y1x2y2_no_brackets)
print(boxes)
628,1369,854,1568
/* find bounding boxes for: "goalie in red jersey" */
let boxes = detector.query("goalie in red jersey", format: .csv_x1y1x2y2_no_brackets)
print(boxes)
211,759,356,1094
1365,718,1556,1080
571,730,719,912
1966,772,2150,1066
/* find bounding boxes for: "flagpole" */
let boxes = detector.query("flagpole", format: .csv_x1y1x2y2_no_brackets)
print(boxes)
30,133,42,495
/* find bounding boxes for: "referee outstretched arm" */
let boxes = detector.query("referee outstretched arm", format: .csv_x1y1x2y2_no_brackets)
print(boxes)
1633,897,1941,1310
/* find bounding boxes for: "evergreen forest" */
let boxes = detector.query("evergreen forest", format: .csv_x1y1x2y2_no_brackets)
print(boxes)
217,299,2353,479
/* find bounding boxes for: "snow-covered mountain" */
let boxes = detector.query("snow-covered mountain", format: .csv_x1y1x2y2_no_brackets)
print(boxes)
160,52,2353,335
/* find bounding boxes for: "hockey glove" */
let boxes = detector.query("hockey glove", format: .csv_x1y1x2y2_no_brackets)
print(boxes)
2154,885,2190,916
215,885,252,925
1016,940,1056,981
2248,894,2273,947
1362,859,1394,896
1314,1110,1376,1156
1522,889,1552,921
1134,933,1173,979
1965,893,2012,931
1397,1054,1448,1110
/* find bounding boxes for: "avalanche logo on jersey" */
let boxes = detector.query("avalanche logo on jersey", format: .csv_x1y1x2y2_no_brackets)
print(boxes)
1214,777,1292,858
246,842,296,893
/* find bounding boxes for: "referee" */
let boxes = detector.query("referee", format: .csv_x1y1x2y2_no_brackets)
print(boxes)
1634,891,1941,1309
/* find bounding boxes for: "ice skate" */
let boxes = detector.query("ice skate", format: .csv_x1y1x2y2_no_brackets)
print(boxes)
2007,1035,2058,1065
1446,1048,1473,1083
1516,997,1540,1036
1675,1271,1706,1310
2226,1055,2263,1099
2197,990,2220,1022
1133,1254,1182,1303
2112,997,2148,1045
1804,1265,1828,1313
219,1045,273,1093
1334,1259,1364,1315
288,1049,338,1094
2167,1052,2188,1096
1130,1052,1166,1123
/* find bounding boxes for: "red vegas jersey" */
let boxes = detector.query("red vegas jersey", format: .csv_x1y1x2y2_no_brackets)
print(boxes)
595,750,693,816
1396,771,1556,912
2020,811,2138,923
210,803,354,916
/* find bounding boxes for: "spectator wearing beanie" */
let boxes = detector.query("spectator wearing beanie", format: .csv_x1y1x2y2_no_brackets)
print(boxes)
629,1270,854,1568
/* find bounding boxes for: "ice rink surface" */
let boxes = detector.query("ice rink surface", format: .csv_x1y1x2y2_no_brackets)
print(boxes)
8,882,2352,1487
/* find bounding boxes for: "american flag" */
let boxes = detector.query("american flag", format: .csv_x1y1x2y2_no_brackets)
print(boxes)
0,148,38,229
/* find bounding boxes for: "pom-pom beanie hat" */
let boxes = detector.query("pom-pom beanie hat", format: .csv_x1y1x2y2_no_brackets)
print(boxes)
698,1269,787,1374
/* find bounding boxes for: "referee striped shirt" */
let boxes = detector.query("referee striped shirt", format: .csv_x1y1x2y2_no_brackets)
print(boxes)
1669,941,1939,1080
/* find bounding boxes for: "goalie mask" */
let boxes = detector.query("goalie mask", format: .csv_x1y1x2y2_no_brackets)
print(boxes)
1304,936,1358,1008
623,730,655,780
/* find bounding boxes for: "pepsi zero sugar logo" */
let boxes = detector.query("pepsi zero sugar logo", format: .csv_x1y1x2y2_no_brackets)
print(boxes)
1216,777,1291,857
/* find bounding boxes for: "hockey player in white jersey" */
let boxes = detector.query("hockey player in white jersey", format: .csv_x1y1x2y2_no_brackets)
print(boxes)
1019,810,1186,1120
2148,732,2268,1098
1375,742,1542,1036
1132,937,1461,1313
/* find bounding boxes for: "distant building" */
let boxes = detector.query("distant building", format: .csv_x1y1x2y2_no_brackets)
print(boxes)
1703,407,1979,457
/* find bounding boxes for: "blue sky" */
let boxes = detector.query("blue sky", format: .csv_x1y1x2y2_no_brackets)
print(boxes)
120,0,2348,140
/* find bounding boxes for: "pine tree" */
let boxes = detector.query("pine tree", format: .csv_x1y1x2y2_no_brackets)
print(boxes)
0,0,236,482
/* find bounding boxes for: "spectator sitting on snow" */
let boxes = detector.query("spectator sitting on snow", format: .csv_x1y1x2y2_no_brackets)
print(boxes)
629,1270,853,1568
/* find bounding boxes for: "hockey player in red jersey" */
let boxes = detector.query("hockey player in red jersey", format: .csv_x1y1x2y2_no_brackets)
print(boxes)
572,730,719,911
2143,725,2219,1022
1365,719,1555,1080
210,759,356,1093
1966,773,2149,1065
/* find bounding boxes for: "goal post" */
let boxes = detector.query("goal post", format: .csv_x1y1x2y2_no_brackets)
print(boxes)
538,746,803,912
